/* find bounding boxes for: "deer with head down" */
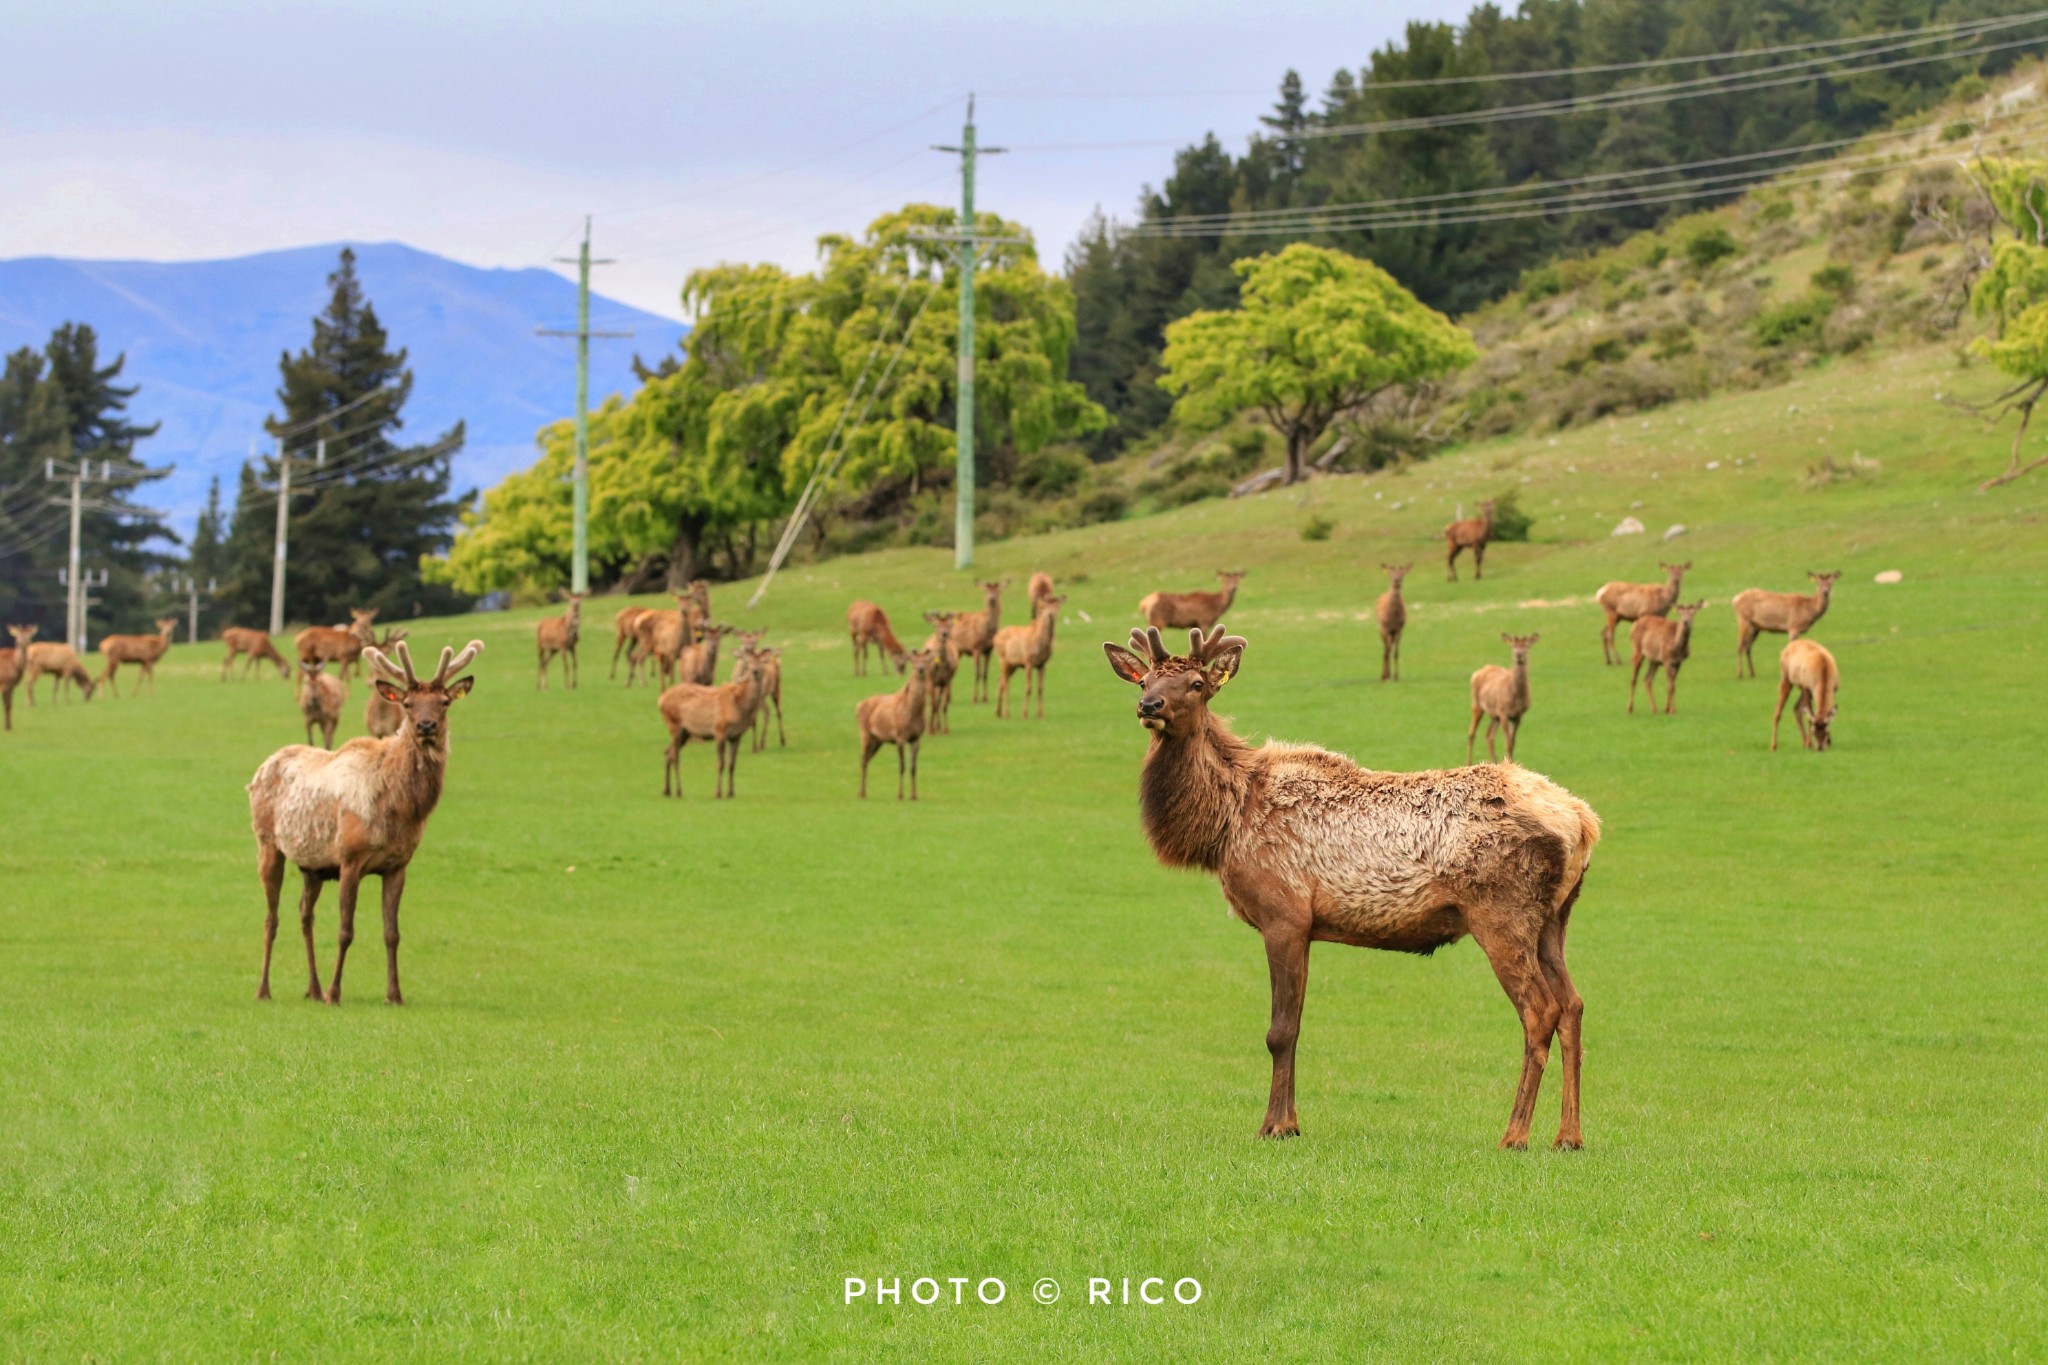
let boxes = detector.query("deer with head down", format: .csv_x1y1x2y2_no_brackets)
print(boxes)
296,608,378,681
921,610,959,733
1772,639,1840,752
23,639,96,703
1627,602,1704,714
1469,633,1537,764
296,661,346,749
848,600,908,676
1103,624,1600,1147
1596,561,1690,666
1140,571,1243,633
659,644,769,799
1375,564,1410,681
947,579,1008,702
96,617,179,697
222,626,290,680
249,638,482,1004
993,594,1065,718
1733,571,1839,678
1,624,34,730
536,592,582,689
857,648,935,799
1444,501,1496,582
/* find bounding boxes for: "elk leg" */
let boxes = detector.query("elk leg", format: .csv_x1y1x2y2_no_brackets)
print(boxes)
1505,717,1519,763
774,693,786,747
1258,922,1311,1139
1628,655,1644,713
568,645,578,690
1770,678,1793,750
1538,874,1587,1150
895,740,906,800
298,871,325,1000
380,866,406,1005
1381,635,1391,682
326,867,361,1005
256,844,285,999
908,736,920,800
1467,705,1482,765
1036,663,1046,719
1736,623,1755,678
1664,661,1681,714
1470,917,1559,1151
859,735,880,798
1474,543,1486,580
1446,544,1460,582
1485,716,1500,762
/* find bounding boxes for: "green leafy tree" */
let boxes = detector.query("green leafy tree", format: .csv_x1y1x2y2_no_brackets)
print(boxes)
1960,158,2048,489
1159,244,1477,484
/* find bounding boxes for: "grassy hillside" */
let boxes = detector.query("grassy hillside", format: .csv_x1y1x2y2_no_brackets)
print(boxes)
3,343,2045,1360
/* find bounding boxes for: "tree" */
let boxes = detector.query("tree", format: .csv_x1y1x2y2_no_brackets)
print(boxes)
1961,159,2048,489
1159,243,1476,484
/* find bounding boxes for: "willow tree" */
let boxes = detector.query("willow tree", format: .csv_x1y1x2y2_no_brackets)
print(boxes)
1966,158,2048,490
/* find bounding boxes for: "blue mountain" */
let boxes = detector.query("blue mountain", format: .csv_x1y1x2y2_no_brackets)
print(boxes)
0,242,689,535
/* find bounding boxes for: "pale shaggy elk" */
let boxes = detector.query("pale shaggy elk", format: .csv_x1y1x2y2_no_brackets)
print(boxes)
947,579,1008,702
920,610,960,734
1375,563,1411,682
847,599,908,676
993,594,1066,718
295,608,379,681
296,661,347,749
1595,561,1690,666
249,638,482,1004
659,645,769,799
222,626,290,680
857,648,934,799
1468,633,1538,764
1103,625,1601,1147
1139,571,1244,633
23,640,96,703
536,592,582,690
1,624,34,731
1733,571,1840,678
1444,500,1496,582
97,617,179,697
1627,602,1705,715
1772,639,1840,752
363,629,410,738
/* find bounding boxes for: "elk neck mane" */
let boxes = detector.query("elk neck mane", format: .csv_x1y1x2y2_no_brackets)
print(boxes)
1139,708,1255,872
375,725,451,824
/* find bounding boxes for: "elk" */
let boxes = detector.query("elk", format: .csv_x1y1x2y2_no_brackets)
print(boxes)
1028,571,1057,617
747,644,786,752
993,594,1065,718
921,610,960,733
1444,500,1496,581
295,608,378,680
610,606,651,680
1,624,33,730
1375,563,1410,682
678,621,736,687
1627,603,1705,715
1733,571,1840,678
659,645,768,799
1595,561,1690,666
296,661,346,749
363,628,410,738
222,626,290,680
536,592,582,690
249,638,482,1005
847,600,908,676
1772,639,1840,752
947,579,1008,702
637,591,705,688
96,617,178,697
857,648,934,799
23,639,96,703
1139,571,1244,632
1103,624,1600,1146
1468,633,1537,764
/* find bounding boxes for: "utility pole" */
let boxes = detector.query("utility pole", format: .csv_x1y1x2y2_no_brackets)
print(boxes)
269,437,290,636
43,456,117,649
934,96,1009,570
539,217,630,597
176,573,216,644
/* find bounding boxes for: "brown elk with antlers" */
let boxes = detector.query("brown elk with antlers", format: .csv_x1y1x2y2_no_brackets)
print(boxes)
1733,571,1840,678
1596,561,1690,666
296,661,346,749
23,639,96,703
1139,571,1244,633
536,592,582,689
295,608,378,681
1628,602,1704,715
362,629,410,738
921,610,959,733
857,648,934,799
947,579,1008,702
1469,633,1537,764
993,594,1065,718
96,617,179,697
1375,564,1410,681
1103,624,1600,1146
1772,640,1840,752
250,638,482,1005
660,644,769,799
847,600,907,676
222,626,290,680
1,624,33,730
1444,500,1496,582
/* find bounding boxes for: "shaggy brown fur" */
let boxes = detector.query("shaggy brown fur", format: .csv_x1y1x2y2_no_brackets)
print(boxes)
1468,633,1537,764
97,618,178,697
249,639,481,1005
847,600,907,676
659,646,768,798
1773,639,1840,752
295,608,378,681
1139,571,1243,632
920,611,959,734
296,662,347,749
1733,571,1839,678
946,580,1008,702
993,595,1065,718
1628,602,1704,714
1105,624,1599,1147
1444,501,1496,581
536,592,582,690
1,624,34,730
1375,564,1410,682
1596,561,1689,666
857,649,934,799
23,640,96,703
222,626,290,680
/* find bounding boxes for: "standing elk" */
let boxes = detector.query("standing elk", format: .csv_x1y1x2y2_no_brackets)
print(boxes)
23,639,96,703
295,608,378,681
611,606,651,680
536,592,582,690
1733,571,1840,678
363,628,410,738
847,600,908,676
857,648,934,799
249,638,482,1005
1139,571,1244,633
296,661,346,749
1,624,33,730
678,622,736,687
747,645,786,752
1028,571,1057,617
947,579,1008,703
1469,633,1537,764
1595,561,1690,666
659,645,769,799
1444,500,1496,582
96,617,179,697
1772,640,1840,752
636,591,706,688
993,594,1065,718
1103,625,1600,1146
921,610,959,733
1375,564,1410,681
1627,602,1704,715
222,626,290,680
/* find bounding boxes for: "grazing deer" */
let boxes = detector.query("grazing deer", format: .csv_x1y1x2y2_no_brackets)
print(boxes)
295,608,378,681
1028,571,1057,617
1139,571,1244,632
1596,561,1690,666
610,606,650,680
659,645,769,799
1376,564,1411,681
947,579,1008,703
222,626,290,680
536,592,582,690
23,640,96,703
1103,624,1600,1146
847,600,908,676
1,624,34,730
1772,639,1840,752
921,610,960,733
249,638,482,1005
96,617,179,697
1444,500,1496,581
1468,633,1537,764
363,629,409,738
296,661,346,749
993,594,1066,718
1627,602,1705,714
857,648,934,799
1733,571,1840,678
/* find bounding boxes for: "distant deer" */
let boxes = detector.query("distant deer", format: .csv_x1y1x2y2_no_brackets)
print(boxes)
610,606,651,680
536,592,582,689
847,600,908,676
1627,602,1705,715
1444,500,1496,581
296,661,346,749
222,626,290,680
23,639,96,703
1028,571,1057,617
678,621,736,687
363,628,409,738
747,645,786,752
1772,640,1840,752
249,638,482,1004
96,617,178,697
296,608,378,680
921,610,960,733
1,624,34,730
994,594,1065,718
948,579,1008,703
1375,563,1410,681
1103,624,1600,1146
659,645,769,799
1595,561,1690,666
639,591,705,688
1469,633,1537,764
1733,571,1840,678
1139,571,1243,632
857,648,934,799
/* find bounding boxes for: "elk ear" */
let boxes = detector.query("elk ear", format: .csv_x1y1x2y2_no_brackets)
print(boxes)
446,676,476,700
1207,643,1245,686
374,680,405,704
1103,642,1148,687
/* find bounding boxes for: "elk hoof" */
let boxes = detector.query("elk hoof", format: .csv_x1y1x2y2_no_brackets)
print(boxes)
386,992,405,1006
1257,1119,1300,1140
256,986,271,1001
323,990,342,1006
1498,1134,1529,1151
1553,1135,1584,1151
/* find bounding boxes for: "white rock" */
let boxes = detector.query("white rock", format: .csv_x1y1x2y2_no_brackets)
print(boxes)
1706,460,1721,470
1612,517,1646,537
1874,570,1903,584
1663,524,1687,540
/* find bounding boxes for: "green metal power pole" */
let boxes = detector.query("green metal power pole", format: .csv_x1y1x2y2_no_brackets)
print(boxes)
540,218,626,597
936,97,1005,570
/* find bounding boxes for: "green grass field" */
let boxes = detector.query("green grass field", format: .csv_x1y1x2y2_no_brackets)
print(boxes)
5,344,2046,1361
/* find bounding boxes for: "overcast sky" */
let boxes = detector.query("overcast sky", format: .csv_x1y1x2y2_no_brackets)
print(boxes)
2,0,1471,320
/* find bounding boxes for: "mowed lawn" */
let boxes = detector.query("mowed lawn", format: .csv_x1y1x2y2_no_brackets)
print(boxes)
4,346,2046,1361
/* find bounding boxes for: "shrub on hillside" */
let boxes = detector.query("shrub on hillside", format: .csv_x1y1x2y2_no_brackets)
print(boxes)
1489,489,1533,542
1684,225,1740,270
1300,514,1336,541
1014,446,1089,500
1077,486,1130,525
1755,294,1835,349
1812,263,1856,296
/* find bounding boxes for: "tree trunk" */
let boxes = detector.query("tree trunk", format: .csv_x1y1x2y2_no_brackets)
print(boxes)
1284,428,1309,485
664,511,706,590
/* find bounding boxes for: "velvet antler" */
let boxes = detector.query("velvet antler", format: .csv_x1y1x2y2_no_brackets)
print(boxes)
429,639,485,687
1191,624,1248,663
363,639,419,687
